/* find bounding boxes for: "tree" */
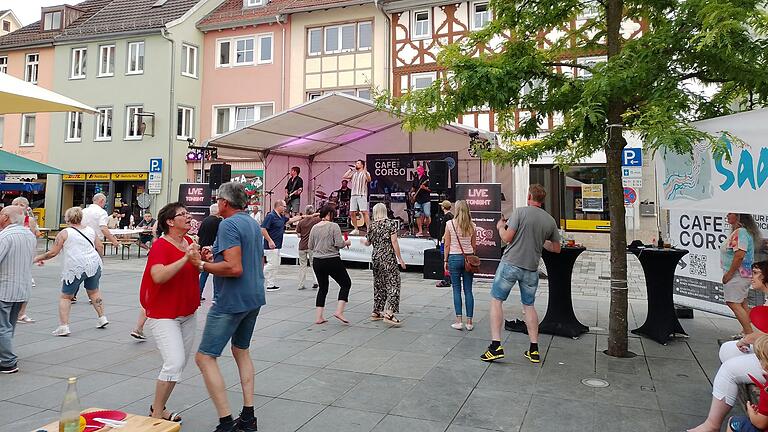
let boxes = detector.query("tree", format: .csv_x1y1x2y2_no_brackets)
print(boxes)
379,0,768,356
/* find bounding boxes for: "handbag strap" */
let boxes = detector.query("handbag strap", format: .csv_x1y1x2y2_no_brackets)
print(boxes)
451,220,471,258
71,226,95,249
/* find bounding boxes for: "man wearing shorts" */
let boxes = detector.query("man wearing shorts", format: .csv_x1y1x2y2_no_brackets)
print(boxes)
481,184,561,364
343,159,371,235
411,165,432,237
193,182,265,432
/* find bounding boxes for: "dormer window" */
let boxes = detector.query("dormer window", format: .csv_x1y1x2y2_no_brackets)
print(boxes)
244,0,266,7
43,10,62,31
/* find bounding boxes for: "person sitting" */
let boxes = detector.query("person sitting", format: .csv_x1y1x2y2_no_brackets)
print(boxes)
137,212,157,251
726,334,768,432
107,210,121,229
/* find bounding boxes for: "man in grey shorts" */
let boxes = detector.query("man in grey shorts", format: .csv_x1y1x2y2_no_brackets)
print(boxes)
343,159,371,235
481,184,561,364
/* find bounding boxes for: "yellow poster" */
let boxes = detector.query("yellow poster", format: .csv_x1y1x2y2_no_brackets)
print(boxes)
62,174,86,181
111,173,148,180
86,173,111,181
581,184,604,212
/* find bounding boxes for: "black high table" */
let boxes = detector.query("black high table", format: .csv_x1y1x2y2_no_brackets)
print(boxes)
630,247,689,345
539,246,590,338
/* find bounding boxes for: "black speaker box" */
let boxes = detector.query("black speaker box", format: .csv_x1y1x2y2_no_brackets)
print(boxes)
209,163,231,190
423,248,444,280
428,160,449,191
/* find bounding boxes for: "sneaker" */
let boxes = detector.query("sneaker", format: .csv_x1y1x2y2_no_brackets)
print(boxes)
350,229,360,236
312,283,318,290
236,415,258,432
266,286,280,292
466,323,474,331
212,420,238,432
298,286,306,291
480,345,505,362
451,322,463,330
0,364,19,374
130,329,147,340
436,280,450,287
70,297,77,304
97,316,109,328
17,315,35,324
52,325,71,336
524,350,541,363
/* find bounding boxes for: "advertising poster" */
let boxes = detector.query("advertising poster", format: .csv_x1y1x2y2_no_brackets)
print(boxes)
669,209,768,315
367,152,458,196
581,184,604,212
178,183,212,235
455,183,502,279
231,169,265,210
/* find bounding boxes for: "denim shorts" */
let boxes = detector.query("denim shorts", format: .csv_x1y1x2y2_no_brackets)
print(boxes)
62,269,102,295
414,201,431,217
197,308,261,357
729,415,761,432
490,261,539,305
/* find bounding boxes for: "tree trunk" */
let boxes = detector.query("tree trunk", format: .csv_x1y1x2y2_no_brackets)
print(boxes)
605,0,630,357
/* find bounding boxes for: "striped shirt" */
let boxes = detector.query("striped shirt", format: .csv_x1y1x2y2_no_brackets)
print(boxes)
0,224,36,302
350,170,369,196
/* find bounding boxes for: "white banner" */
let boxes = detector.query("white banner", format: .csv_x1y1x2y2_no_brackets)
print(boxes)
669,209,768,315
280,234,436,266
656,109,768,214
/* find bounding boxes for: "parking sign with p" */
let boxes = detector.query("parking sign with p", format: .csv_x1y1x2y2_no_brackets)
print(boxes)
149,158,163,173
622,148,642,167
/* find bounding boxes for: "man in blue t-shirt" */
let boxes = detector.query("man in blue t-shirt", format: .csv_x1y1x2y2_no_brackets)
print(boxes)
192,182,264,432
260,200,305,292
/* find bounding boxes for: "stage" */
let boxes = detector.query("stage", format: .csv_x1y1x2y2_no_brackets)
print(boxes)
280,233,437,266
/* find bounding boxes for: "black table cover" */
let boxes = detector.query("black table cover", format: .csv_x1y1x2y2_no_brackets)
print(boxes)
630,247,689,344
539,246,590,338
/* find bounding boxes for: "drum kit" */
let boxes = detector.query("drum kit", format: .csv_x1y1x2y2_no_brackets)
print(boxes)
314,187,351,226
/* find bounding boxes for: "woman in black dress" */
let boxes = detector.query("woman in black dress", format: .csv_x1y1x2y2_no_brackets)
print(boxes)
364,203,406,326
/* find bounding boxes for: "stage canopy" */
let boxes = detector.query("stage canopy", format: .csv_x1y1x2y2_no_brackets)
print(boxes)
0,72,97,115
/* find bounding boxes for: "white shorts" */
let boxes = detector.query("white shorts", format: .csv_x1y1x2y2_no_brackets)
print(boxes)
350,195,368,212
723,276,751,303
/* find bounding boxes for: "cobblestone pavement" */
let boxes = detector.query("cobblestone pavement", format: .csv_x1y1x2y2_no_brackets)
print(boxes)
0,245,736,432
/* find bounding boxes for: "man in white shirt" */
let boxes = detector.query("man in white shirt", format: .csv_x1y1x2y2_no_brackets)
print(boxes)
342,159,371,235
82,193,119,248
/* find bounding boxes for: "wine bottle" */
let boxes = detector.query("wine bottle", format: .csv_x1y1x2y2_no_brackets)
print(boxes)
59,377,80,432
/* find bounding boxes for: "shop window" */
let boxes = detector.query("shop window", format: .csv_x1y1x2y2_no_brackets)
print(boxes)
564,166,610,230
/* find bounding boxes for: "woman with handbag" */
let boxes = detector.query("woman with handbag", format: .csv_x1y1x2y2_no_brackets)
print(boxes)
34,207,108,336
443,200,478,330
364,203,407,326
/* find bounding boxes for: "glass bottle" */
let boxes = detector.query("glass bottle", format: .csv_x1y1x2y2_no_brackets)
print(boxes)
59,377,80,432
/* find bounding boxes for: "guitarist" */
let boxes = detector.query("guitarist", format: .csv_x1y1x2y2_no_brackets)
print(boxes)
410,165,432,237
285,166,303,216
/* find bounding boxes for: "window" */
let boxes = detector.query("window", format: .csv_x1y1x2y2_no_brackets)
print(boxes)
244,0,265,6
472,2,490,29
181,44,198,77
413,11,430,38
214,104,274,135
0,56,7,74
325,26,339,53
358,22,372,50
258,35,272,64
308,28,322,55
43,11,61,31
235,38,254,65
96,107,112,140
341,24,355,52
357,88,371,100
307,92,322,101
177,106,194,139
66,112,82,141
70,47,87,79
126,105,144,139
98,45,114,76
21,114,35,146
2,21,10,32
217,40,230,66
25,54,39,84
411,72,436,90
127,41,145,74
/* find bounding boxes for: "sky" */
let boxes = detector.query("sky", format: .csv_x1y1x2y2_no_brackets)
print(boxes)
9,0,86,26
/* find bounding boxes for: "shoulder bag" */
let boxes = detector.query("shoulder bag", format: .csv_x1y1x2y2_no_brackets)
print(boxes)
452,221,480,273
71,226,95,249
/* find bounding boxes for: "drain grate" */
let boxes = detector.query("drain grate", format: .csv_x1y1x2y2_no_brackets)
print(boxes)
581,378,610,388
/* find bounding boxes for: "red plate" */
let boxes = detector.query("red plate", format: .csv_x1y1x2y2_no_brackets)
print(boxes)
82,410,128,430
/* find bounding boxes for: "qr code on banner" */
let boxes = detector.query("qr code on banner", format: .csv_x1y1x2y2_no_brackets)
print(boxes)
689,254,707,277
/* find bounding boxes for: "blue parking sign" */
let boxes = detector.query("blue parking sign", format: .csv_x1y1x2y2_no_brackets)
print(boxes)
622,148,642,167
149,158,162,173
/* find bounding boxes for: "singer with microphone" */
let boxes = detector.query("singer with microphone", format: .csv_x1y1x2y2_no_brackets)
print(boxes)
285,167,303,216
342,160,371,235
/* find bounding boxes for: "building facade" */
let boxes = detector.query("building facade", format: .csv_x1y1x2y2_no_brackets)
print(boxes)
0,10,22,36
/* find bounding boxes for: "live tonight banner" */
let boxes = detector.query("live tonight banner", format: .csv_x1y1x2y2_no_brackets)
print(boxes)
455,183,503,279
178,183,212,235
367,152,458,196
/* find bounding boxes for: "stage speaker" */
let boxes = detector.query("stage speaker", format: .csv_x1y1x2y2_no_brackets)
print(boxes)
428,160,449,191
209,163,231,189
423,248,444,280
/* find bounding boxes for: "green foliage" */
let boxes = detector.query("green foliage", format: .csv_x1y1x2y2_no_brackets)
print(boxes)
375,0,768,166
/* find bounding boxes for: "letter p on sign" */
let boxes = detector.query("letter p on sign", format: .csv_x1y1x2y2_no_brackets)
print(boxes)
622,148,642,167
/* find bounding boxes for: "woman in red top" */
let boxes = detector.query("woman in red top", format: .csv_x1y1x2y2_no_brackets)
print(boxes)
140,202,201,423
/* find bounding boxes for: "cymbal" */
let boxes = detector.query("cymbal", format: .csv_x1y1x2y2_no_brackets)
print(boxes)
315,191,328,198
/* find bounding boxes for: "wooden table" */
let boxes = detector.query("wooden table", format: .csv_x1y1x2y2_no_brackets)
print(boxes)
33,408,180,432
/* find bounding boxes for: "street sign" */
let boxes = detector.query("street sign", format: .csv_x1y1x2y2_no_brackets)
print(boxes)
148,172,162,194
149,158,163,173
623,187,637,205
622,178,643,188
622,167,642,178
622,148,642,166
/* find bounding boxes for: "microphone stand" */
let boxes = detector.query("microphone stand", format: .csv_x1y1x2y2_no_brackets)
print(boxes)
266,171,290,211
311,166,331,209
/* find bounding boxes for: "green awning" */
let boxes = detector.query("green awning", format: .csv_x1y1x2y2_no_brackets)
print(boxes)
0,150,68,175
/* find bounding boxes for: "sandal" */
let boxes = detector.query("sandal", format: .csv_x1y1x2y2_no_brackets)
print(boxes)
371,311,383,321
150,405,182,423
333,314,350,324
383,314,402,327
